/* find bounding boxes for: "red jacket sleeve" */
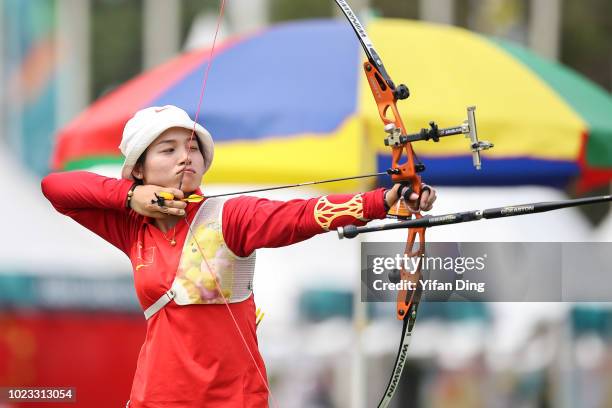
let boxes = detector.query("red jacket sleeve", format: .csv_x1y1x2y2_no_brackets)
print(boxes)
41,171,138,255
222,188,388,257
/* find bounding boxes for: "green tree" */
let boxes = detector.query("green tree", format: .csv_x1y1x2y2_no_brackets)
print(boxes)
91,0,143,99
561,0,611,91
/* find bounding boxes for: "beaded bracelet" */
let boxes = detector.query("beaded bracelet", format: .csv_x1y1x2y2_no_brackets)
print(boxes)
125,183,138,209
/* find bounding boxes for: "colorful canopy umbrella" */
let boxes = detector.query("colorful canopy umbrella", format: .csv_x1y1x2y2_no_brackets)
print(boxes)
52,19,612,192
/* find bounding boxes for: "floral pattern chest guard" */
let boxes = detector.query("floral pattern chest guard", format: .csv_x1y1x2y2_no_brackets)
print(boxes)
144,198,256,320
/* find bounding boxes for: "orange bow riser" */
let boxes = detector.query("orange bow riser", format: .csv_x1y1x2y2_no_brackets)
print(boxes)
359,57,426,322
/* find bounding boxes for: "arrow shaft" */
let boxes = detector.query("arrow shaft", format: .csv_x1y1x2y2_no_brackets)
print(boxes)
203,171,387,198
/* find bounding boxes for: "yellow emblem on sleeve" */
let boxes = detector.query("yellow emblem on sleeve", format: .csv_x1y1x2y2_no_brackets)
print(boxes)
314,194,368,231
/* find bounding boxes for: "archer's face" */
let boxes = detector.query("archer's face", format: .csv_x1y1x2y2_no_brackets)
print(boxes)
134,127,205,193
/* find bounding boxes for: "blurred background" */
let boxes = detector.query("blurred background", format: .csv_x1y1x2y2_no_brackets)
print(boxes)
1,0,611,407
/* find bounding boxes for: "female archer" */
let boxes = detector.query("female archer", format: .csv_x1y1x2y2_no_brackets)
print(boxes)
41,105,436,407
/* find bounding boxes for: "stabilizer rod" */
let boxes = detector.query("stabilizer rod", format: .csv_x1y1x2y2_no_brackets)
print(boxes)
338,195,612,239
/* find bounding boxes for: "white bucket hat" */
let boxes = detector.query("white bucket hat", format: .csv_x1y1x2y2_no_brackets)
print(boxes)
119,105,214,180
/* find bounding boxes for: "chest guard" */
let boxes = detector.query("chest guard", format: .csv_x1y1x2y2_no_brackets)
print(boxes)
144,198,256,319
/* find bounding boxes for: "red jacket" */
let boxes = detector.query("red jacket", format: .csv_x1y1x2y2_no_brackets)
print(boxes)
41,171,388,407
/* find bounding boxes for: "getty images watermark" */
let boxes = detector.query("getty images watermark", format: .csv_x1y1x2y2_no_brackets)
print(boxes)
360,242,612,302
370,253,487,294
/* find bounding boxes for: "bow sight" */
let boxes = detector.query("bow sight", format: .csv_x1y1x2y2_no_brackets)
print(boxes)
384,106,494,172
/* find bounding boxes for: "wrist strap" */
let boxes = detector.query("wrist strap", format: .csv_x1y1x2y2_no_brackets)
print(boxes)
126,183,138,209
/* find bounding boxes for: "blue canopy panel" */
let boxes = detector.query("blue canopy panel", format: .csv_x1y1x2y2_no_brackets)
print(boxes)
376,155,580,188
152,20,360,141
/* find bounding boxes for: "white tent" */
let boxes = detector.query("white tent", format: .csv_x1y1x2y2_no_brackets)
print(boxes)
1,146,131,277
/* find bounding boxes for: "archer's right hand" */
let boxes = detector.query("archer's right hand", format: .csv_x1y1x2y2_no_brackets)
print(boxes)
129,185,187,219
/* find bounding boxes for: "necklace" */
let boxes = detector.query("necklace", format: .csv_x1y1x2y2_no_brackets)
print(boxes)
163,226,177,246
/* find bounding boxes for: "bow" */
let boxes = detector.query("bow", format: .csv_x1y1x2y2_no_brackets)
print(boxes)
334,1,492,407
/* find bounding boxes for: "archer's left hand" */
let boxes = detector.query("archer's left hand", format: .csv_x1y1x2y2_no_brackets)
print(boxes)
384,183,437,212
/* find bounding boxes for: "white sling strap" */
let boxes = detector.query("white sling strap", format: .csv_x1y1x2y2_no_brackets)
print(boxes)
143,288,176,320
